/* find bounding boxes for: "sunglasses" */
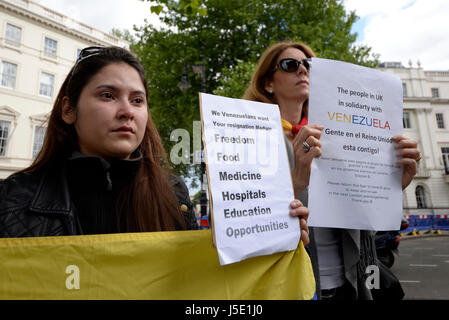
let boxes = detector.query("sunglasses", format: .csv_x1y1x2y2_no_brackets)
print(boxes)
274,58,312,73
74,46,105,68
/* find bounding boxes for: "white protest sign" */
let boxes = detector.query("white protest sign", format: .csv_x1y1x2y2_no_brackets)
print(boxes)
199,93,300,266
308,58,403,231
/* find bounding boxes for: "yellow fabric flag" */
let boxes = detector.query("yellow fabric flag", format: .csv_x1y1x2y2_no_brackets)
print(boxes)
0,230,315,300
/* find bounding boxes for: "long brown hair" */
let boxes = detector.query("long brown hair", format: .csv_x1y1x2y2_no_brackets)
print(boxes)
20,46,186,232
243,41,316,120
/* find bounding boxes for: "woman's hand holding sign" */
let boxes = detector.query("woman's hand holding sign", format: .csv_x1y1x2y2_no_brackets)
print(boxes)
392,135,420,190
289,199,310,246
291,124,324,198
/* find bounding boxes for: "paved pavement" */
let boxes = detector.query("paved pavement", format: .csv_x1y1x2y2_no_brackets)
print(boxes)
392,234,449,299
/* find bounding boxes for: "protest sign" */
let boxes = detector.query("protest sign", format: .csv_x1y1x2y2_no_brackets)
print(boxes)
308,58,403,231
199,93,300,265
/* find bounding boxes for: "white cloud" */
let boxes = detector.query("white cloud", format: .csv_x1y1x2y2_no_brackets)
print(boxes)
34,0,163,34
33,0,449,70
345,0,414,16
345,0,449,70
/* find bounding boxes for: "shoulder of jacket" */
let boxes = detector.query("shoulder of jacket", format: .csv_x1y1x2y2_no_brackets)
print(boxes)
168,175,199,230
0,171,41,212
169,175,189,196
1,171,41,195
169,174,186,186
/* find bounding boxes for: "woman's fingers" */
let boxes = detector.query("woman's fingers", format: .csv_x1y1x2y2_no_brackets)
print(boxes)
393,135,420,189
290,199,310,245
294,124,324,147
305,135,322,149
392,135,418,149
292,125,324,160
307,144,322,159
397,148,420,160
300,218,309,235
290,125,324,197
300,219,310,246
289,200,309,221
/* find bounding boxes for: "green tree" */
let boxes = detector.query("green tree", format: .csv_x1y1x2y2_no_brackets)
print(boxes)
110,28,136,46
133,0,379,185
213,60,256,98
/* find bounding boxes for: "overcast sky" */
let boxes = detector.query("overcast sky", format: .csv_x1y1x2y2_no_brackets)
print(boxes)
34,0,448,70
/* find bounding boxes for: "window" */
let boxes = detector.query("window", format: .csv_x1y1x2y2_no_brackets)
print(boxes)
39,72,54,97
5,23,22,47
0,61,17,88
402,83,407,97
0,120,10,156
415,186,427,209
442,147,449,175
32,126,46,159
44,37,57,58
431,88,439,98
403,112,411,129
76,48,82,59
436,113,445,129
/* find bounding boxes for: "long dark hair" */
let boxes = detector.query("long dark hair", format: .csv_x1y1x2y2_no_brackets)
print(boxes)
20,46,186,232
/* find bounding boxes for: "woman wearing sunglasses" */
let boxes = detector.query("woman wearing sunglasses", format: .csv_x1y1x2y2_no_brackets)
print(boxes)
0,46,198,237
244,41,420,300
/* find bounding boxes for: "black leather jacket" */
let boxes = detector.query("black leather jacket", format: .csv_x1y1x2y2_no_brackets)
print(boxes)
0,158,198,238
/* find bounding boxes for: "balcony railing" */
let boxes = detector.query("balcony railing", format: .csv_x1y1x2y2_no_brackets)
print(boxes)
425,71,449,78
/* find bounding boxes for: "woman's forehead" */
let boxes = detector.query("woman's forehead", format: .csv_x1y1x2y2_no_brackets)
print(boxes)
86,62,145,92
277,47,307,62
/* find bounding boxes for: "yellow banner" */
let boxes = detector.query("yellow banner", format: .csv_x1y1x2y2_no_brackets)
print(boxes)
0,230,315,300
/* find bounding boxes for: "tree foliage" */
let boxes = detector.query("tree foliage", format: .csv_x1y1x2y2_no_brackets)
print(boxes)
213,60,256,98
110,28,136,46
133,0,379,184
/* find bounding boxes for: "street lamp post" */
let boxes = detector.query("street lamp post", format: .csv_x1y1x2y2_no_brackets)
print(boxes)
178,55,208,219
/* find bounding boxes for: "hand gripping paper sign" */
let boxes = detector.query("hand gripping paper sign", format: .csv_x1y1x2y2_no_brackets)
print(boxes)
308,58,403,231
199,93,300,265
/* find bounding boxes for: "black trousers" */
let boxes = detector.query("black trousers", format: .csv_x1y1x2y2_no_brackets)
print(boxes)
320,281,356,301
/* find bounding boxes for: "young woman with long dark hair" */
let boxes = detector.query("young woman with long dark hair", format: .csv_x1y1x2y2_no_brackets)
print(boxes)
0,46,198,237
